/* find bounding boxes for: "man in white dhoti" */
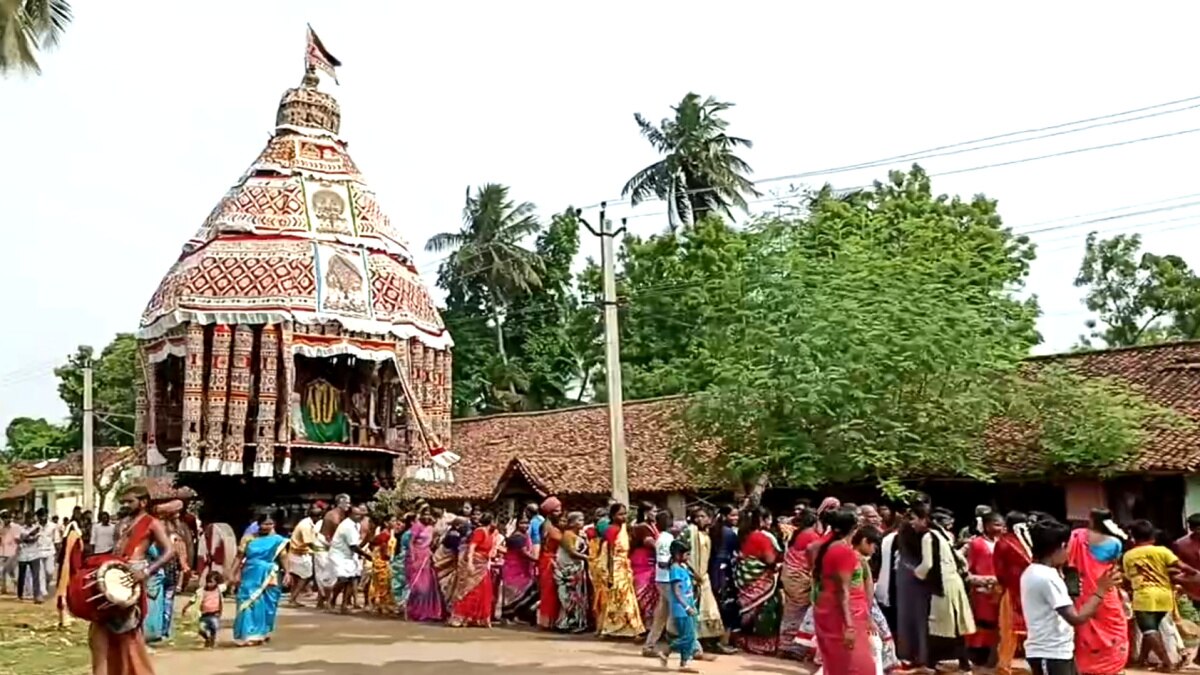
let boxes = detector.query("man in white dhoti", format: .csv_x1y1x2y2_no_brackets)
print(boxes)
314,495,351,609
288,503,322,607
328,505,368,613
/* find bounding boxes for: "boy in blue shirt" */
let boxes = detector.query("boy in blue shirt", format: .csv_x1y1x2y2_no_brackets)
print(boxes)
658,539,700,672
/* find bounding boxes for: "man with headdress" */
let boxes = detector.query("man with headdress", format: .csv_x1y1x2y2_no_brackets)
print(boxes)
80,483,175,675
150,500,191,641
535,496,563,629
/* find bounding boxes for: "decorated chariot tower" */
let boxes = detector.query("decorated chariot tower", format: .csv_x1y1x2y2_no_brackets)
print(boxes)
135,30,455,509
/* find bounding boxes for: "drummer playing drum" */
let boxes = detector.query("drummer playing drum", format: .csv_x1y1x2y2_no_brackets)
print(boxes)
85,484,175,675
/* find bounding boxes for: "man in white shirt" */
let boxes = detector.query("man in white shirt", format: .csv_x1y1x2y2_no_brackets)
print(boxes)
16,512,44,602
37,511,59,599
89,511,116,555
643,509,677,655
1021,519,1120,675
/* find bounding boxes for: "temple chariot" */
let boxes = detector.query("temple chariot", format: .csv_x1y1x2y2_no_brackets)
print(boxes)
133,31,454,524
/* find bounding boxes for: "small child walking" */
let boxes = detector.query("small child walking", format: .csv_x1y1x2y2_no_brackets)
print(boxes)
182,570,225,648
659,539,700,672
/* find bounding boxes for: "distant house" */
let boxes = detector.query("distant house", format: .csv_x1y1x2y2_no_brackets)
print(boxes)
413,341,1200,535
411,396,720,518
1,447,141,517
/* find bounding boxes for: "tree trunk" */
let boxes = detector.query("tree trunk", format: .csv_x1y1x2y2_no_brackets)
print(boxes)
738,474,771,511
492,307,508,364
488,294,517,397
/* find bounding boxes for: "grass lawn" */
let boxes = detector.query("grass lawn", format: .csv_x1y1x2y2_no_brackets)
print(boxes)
0,597,201,675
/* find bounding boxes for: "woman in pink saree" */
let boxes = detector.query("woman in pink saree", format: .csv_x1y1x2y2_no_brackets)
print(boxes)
1066,511,1128,675
406,512,444,622
499,517,539,624
629,502,660,626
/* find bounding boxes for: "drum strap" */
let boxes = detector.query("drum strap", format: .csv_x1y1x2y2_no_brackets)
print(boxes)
118,515,157,559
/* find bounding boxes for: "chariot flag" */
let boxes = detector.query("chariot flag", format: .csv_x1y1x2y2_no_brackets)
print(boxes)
305,25,341,83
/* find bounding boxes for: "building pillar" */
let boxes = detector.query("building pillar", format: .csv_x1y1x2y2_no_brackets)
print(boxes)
222,325,253,475
178,324,205,472
254,325,280,477
202,325,232,473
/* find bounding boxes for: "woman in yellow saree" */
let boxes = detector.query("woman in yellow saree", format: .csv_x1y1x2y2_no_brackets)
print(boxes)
684,509,726,641
588,508,609,627
598,503,645,638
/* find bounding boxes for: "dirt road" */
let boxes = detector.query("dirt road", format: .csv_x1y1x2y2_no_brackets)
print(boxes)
155,607,808,675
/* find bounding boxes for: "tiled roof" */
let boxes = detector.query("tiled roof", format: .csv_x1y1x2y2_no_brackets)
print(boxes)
21,447,136,478
412,396,721,502
0,480,32,501
993,341,1200,473
413,341,1200,501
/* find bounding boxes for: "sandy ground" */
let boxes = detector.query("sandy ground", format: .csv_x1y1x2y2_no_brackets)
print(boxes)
154,607,809,675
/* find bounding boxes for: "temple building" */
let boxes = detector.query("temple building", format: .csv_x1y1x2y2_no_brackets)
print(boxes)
134,31,453,522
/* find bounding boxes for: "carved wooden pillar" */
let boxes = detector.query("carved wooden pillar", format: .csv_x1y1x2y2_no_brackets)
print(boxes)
254,324,280,477
279,321,295,474
222,325,253,475
202,325,232,473
442,349,453,447
423,345,436,441
408,339,425,462
430,350,444,443
178,324,205,472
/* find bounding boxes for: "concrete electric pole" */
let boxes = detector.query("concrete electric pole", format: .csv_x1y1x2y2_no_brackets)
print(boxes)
82,362,95,511
579,204,629,506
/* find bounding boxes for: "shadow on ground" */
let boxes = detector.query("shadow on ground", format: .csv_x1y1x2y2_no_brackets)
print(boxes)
215,659,640,675
239,611,569,652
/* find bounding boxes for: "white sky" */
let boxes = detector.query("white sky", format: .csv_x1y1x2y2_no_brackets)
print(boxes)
3,2,1200,433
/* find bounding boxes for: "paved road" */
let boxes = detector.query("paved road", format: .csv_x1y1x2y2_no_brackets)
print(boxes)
155,607,809,675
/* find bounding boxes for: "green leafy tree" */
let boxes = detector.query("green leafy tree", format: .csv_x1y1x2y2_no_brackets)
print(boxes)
616,216,750,399
4,416,69,459
55,333,138,448
680,167,1162,499
0,0,71,74
506,209,586,409
622,93,762,230
1074,232,1200,348
426,184,544,365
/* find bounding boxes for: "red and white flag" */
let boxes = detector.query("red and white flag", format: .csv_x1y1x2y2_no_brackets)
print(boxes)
305,25,341,83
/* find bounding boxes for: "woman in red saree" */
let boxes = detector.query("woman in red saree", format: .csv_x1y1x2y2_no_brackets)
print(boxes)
812,508,875,675
992,514,1032,675
1066,515,1129,675
779,510,820,659
536,497,564,629
965,511,1003,665
630,502,660,627
448,513,497,627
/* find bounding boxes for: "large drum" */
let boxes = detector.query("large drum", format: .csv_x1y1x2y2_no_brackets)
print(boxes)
67,555,143,631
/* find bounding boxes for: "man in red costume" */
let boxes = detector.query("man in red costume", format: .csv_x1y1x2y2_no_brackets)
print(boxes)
87,484,175,675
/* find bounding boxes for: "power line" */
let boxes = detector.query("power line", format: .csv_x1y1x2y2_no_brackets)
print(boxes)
616,126,1200,225
578,93,1200,211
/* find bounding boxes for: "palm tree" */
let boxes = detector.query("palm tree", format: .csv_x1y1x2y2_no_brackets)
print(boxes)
426,184,544,364
623,93,762,230
0,0,72,75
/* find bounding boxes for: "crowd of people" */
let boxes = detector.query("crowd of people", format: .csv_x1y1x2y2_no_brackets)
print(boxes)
236,493,1200,675
10,487,1200,675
